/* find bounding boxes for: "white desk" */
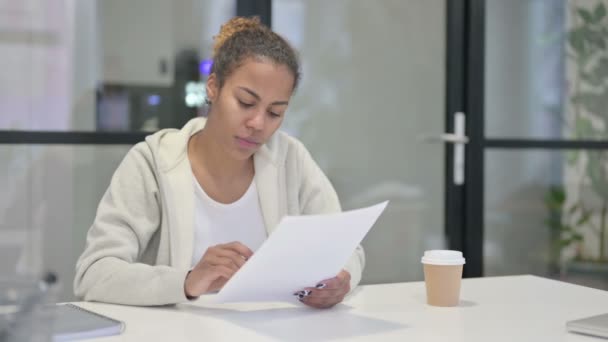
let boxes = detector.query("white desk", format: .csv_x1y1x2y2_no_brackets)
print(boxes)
76,275,608,341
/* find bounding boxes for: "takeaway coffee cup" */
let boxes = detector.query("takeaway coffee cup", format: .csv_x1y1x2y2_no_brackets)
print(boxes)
421,250,465,307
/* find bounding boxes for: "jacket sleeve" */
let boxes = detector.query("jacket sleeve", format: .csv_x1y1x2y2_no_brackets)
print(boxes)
73,144,189,305
295,141,365,292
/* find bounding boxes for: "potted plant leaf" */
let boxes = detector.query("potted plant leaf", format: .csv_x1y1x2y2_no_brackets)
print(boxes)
549,0,608,284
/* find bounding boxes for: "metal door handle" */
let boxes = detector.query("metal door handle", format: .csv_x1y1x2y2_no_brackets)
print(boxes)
420,112,467,185
429,133,469,144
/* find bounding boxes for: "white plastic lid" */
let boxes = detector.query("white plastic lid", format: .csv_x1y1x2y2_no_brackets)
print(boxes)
421,250,466,265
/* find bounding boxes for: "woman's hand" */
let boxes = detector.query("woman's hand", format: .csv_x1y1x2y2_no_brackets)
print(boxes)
184,241,253,298
295,270,351,309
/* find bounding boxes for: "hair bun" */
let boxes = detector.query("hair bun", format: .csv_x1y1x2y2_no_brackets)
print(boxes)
213,16,262,57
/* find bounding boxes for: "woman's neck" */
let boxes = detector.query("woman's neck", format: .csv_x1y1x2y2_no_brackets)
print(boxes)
189,128,253,182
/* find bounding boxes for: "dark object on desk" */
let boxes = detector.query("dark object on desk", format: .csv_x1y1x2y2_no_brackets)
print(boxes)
0,272,57,341
53,304,124,341
567,313,608,339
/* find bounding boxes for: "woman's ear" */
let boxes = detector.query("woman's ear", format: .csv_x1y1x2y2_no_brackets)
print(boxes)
206,73,218,103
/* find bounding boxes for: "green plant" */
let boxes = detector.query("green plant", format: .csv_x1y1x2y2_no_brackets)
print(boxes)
544,186,584,266
568,1,608,138
545,183,607,263
555,0,608,264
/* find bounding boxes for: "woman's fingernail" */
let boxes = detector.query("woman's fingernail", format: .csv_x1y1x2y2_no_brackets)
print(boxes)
315,283,327,289
295,290,311,299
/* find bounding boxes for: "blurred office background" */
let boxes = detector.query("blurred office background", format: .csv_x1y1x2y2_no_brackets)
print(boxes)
1,0,607,302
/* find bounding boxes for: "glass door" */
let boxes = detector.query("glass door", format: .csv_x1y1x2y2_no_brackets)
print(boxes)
467,0,608,290
272,0,457,284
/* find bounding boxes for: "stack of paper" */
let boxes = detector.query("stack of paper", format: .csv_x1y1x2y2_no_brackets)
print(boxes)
209,201,388,303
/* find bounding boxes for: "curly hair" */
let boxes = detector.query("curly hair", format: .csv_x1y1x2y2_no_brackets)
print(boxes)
211,16,301,91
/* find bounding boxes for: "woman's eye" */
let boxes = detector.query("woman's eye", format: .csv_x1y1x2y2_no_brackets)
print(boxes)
269,112,281,118
238,100,254,108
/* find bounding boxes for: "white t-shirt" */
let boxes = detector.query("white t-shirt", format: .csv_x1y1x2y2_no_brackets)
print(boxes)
191,177,267,267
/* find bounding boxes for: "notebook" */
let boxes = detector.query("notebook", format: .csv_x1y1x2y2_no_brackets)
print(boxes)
566,313,608,338
53,304,124,341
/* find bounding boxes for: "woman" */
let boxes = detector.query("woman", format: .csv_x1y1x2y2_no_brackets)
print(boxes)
74,17,364,309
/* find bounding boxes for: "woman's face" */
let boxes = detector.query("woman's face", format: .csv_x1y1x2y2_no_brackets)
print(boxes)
205,58,294,161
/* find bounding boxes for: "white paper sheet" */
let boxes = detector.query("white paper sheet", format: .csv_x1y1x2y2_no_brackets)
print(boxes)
208,201,388,303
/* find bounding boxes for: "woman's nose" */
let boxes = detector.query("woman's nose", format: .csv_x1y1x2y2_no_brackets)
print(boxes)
246,111,265,130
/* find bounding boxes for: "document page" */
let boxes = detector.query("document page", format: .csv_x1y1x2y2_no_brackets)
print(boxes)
209,201,388,303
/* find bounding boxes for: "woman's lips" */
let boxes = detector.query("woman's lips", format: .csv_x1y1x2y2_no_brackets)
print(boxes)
236,137,260,149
